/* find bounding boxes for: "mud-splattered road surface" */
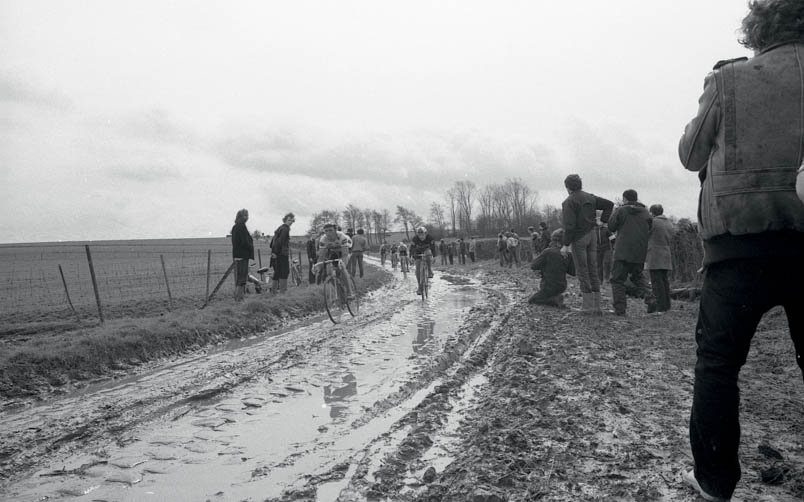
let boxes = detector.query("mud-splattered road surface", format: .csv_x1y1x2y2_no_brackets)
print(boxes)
1,259,802,501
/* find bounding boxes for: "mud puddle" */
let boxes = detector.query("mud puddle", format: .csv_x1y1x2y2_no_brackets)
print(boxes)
1,268,492,501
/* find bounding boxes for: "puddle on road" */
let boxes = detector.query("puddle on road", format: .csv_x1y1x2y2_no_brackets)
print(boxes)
5,271,484,502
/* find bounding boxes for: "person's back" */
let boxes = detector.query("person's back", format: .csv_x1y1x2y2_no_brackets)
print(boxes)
677,4,804,500
609,201,652,264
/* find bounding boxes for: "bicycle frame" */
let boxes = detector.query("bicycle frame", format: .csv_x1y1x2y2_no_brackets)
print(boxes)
414,253,430,300
317,258,359,322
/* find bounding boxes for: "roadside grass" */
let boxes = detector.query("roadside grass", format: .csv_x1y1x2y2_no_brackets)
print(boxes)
0,266,392,400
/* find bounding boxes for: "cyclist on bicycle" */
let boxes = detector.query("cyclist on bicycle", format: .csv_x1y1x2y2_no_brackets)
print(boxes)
398,240,409,272
390,242,399,269
314,224,355,298
410,226,436,294
379,242,388,266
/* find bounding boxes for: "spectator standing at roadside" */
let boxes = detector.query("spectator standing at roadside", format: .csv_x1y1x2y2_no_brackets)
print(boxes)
595,216,613,284
270,212,295,294
529,229,575,308
349,229,369,278
458,238,467,265
507,230,521,267
447,240,456,265
528,226,539,255
678,3,804,499
231,208,254,301
379,242,388,266
607,190,657,315
645,204,674,313
438,239,448,265
306,232,318,284
497,233,507,266
560,174,614,314
468,237,477,263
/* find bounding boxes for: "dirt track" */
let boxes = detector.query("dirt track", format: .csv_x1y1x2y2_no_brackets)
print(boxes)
1,260,802,501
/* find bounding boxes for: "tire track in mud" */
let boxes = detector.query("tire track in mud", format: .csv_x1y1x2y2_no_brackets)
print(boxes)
0,265,519,501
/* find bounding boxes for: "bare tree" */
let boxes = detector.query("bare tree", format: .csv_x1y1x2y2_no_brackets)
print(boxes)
445,188,457,236
381,209,392,238
342,204,362,233
371,210,384,243
308,210,341,235
492,184,513,229
505,178,537,231
395,206,423,240
453,180,476,234
429,202,446,232
362,207,374,245
477,185,496,235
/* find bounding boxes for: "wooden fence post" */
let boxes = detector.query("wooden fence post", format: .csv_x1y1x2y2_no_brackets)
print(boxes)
258,249,265,282
206,250,212,301
201,261,236,309
84,245,104,323
58,264,80,321
160,254,173,310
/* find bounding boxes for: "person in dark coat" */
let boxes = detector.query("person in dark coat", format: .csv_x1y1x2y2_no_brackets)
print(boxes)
607,189,657,315
529,229,575,308
458,238,467,264
270,212,295,293
231,208,254,301
645,204,674,312
560,174,614,314
306,232,318,284
678,5,804,498
447,240,455,264
438,240,448,265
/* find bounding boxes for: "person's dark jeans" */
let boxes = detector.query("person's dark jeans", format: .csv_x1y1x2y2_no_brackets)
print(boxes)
610,260,653,313
307,259,316,283
649,269,671,311
597,248,612,283
690,257,803,500
448,254,454,264
570,229,599,293
348,251,364,277
469,251,476,262
459,253,466,265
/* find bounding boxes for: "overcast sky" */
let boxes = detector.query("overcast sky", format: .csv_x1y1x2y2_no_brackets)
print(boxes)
1,0,753,243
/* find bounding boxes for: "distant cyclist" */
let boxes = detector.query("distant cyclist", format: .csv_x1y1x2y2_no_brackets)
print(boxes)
398,240,409,272
379,242,388,266
390,242,399,270
410,226,436,294
314,224,354,297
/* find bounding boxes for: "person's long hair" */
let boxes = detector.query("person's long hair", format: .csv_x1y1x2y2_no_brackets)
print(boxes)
740,0,804,51
235,209,248,224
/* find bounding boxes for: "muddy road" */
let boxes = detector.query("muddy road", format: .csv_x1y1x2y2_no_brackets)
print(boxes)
0,261,513,501
2,259,803,502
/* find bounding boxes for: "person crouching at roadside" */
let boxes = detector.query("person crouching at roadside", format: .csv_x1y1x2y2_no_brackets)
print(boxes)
529,229,575,308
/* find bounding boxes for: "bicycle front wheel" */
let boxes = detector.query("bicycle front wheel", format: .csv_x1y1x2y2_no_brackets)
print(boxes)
345,274,359,316
417,261,428,301
324,279,346,324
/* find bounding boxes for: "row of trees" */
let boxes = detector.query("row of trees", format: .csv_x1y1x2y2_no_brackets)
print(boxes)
303,178,565,246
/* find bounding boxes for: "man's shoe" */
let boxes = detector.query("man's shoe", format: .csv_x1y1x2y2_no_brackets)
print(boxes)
646,301,658,314
428,273,434,278
615,310,626,316
682,469,730,501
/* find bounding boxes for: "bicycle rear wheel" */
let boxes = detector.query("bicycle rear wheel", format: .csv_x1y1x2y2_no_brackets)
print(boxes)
345,274,359,316
323,279,346,324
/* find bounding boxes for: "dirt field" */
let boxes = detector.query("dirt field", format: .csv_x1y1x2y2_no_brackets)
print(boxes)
0,259,801,501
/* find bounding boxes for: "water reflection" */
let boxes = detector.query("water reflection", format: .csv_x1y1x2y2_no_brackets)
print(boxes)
323,373,358,419
413,319,436,353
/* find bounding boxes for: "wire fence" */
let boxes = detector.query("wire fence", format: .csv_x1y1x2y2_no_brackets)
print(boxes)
0,239,310,325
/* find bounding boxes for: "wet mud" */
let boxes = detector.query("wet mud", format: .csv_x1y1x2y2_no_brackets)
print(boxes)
1,260,802,501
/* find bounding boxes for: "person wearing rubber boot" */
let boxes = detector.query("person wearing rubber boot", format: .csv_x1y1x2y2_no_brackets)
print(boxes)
560,174,614,314
678,1,804,499
607,189,657,316
270,212,295,294
529,229,575,308
231,208,254,301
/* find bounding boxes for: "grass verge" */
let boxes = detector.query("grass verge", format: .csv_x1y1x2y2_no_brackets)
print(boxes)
0,266,392,400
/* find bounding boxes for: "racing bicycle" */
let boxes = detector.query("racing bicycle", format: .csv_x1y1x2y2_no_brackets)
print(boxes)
414,253,430,300
316,258,359,324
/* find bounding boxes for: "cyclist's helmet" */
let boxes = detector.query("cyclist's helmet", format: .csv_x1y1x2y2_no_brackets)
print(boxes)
416,226,427,234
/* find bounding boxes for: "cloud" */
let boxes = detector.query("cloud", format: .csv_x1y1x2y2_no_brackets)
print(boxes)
215,127,561,192
106,162,182,183
0,73,73,111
